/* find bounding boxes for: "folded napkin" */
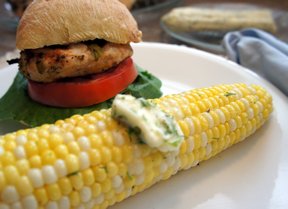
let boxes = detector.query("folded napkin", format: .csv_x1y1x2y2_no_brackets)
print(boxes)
223,28,288,96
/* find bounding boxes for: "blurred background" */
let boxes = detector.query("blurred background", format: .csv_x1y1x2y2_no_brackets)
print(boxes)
0,0,288,57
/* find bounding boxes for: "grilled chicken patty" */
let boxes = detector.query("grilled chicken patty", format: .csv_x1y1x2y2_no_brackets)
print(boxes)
19,40,133,82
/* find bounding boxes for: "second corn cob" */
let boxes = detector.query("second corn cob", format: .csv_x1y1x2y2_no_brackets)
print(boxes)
161,7,277,33
0,83,273,209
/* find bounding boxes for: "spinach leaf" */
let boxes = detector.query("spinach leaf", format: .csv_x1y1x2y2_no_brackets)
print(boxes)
0,65,162,127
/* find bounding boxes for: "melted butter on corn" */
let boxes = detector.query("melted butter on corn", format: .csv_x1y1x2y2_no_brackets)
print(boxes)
0,83,273,209
112,94,184,152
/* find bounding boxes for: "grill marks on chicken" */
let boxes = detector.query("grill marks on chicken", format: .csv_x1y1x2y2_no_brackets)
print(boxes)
19,40,133,82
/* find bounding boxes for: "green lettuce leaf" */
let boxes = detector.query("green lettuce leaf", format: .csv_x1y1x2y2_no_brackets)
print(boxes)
0,65,162,127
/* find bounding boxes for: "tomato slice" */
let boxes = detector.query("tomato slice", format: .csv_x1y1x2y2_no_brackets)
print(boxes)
28,57,138,107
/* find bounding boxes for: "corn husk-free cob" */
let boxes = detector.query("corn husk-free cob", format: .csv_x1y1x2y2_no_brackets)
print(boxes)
0,83,272,209
162,7,277,33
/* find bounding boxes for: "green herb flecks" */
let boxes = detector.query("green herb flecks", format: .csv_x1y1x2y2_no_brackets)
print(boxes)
127,172,133,180
139,98,153,108
88,44,103,60
224,92,237,97
128,126,142,137
67,171,79,177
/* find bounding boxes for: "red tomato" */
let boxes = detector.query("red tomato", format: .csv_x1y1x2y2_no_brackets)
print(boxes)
28,57,137,107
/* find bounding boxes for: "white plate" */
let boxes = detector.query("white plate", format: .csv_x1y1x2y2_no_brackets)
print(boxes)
1,43,288,209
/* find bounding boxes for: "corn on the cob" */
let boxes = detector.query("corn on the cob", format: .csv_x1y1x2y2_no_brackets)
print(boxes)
161,7,277,33
0,83,272,209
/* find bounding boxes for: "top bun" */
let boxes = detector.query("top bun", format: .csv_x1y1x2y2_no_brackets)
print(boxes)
16,0,142,50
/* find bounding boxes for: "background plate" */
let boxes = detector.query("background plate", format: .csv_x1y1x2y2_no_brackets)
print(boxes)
1,43,288,209
160,3,288,54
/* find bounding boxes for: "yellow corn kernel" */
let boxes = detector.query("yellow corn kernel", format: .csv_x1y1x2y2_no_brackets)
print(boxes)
72,127,85,138
82,169,95,186
106,162,118,177
193,149,200,163
70,173,84,190
67,141,80,155
151,152,162,167
180,154,189,169
179,141,187,155
93,167,107,182
34,188,48,206
54,144,69,158
105,190,115,200
178,120,190,137
58,178,72,195
101,179,111,193
65,154,79,174
15,160,29,176
189,103,201,115
221,106,231,121
46,183,61,201
89,149,101,166
41,150,56,165
124,175,135,188
24,141,38,157
191,116,201,134
100,147,112,164
181,105,192,117
89,134,103,148
162,168,174,180
70,191,80,207
37,127,50,138
37,139,50,153
218,124,227,139
143,157,153,171
111,147,122,163
4,140,16,151
49,134,63,149
16,176,33,196
193,135,201,150
29,155,42,168
91,183,102,197
0,172,6,191
101,132,114,147
1,152,15,166
118,163,127,177
4,166,20,185
210,111,220,127
122,146,133,163
27,132,38,141
84,124,97,135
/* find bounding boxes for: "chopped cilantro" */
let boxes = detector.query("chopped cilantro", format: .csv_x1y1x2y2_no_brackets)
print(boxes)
224,92,237,97
128,126,142,137
67,171,79,177
127,172,133,180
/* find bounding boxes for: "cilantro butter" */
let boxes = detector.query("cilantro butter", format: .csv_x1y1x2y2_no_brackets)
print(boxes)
112,94,184,152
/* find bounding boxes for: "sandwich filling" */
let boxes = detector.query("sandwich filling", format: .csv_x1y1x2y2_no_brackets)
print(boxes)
19,39,133,83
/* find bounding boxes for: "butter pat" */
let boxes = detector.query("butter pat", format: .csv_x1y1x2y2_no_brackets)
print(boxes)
112,94,184,152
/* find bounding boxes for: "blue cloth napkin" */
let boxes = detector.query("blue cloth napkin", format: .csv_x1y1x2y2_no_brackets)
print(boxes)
223,28,288,96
